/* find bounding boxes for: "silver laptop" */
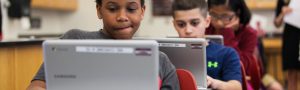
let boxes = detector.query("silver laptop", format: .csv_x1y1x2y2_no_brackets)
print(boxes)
167,35,223,45
43,40,159,90
134,37,207,89
205,35,224,45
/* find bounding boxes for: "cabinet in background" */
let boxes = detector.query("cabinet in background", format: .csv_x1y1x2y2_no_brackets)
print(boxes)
31,0,78,11
246,0,277,10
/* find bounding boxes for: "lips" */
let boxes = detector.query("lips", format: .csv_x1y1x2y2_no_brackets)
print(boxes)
114,26,132,31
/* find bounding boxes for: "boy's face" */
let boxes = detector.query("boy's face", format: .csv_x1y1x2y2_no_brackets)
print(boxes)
173,8,210,38
97,0,145,39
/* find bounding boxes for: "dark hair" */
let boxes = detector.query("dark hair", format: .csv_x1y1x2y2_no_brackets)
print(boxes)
172,0,208,17
208,0,252,25
95,0,145,6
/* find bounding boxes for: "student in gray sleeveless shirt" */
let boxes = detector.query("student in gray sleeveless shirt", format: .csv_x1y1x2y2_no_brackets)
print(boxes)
27,0,180,90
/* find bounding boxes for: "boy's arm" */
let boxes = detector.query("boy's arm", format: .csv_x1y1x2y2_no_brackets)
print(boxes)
27,80,46,90
27,64,46,90
207,76,242,90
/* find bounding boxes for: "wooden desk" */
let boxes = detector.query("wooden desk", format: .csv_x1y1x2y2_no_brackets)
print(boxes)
0,40,43,90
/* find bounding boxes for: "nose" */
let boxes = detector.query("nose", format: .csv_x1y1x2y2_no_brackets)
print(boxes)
185,25,193,35
117,9,129,22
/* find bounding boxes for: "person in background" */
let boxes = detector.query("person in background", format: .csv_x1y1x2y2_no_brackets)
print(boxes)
172,0,242,89
26,0,180,90
205,0,261,89
274,0,300,90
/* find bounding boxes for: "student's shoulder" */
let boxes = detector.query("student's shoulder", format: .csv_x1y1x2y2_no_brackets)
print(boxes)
60,29,100,39
208,42,237,55
219,46,239,60
243,26,258,35
159,51,171,64
64,29,90,35
208,42,226,50
210,43,240,62
158,51,176,69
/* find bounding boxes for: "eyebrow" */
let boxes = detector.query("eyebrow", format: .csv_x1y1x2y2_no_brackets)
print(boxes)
128,1,138,4
175,18,200,22
106,1,117,6
175,20,185,22
105,1,140,7
191,19,201,21
128,2,139,6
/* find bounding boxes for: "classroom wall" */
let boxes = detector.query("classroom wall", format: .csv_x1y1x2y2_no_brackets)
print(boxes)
250,10,280,33
1,0,101,40
136,0,177,37
20,0,101,35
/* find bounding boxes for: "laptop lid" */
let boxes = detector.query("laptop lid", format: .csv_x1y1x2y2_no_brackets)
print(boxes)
43,40,159,90
134,37,207,88
167,35,224,45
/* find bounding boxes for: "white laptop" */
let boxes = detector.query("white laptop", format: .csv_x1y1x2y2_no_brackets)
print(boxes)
134,37,208,89
43,40,159,90
205,35,224,45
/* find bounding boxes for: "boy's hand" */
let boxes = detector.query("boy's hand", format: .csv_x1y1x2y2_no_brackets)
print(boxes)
207,76,223,89
207,76,242,90
27,80,46,90
27,87,46,90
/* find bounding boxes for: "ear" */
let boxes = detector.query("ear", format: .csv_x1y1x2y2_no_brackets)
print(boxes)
96,5,102,19
140,6,146,19
205,16,211,28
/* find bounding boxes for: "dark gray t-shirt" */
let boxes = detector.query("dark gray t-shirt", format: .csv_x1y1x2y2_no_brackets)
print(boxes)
33,29,180,90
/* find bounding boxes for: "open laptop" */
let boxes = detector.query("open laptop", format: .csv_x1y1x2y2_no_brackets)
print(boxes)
43,40,159,90
134,37,207,89
167,35,223,45
205,35,224,45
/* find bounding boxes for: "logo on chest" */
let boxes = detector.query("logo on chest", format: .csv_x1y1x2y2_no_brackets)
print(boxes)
208,61,218,68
